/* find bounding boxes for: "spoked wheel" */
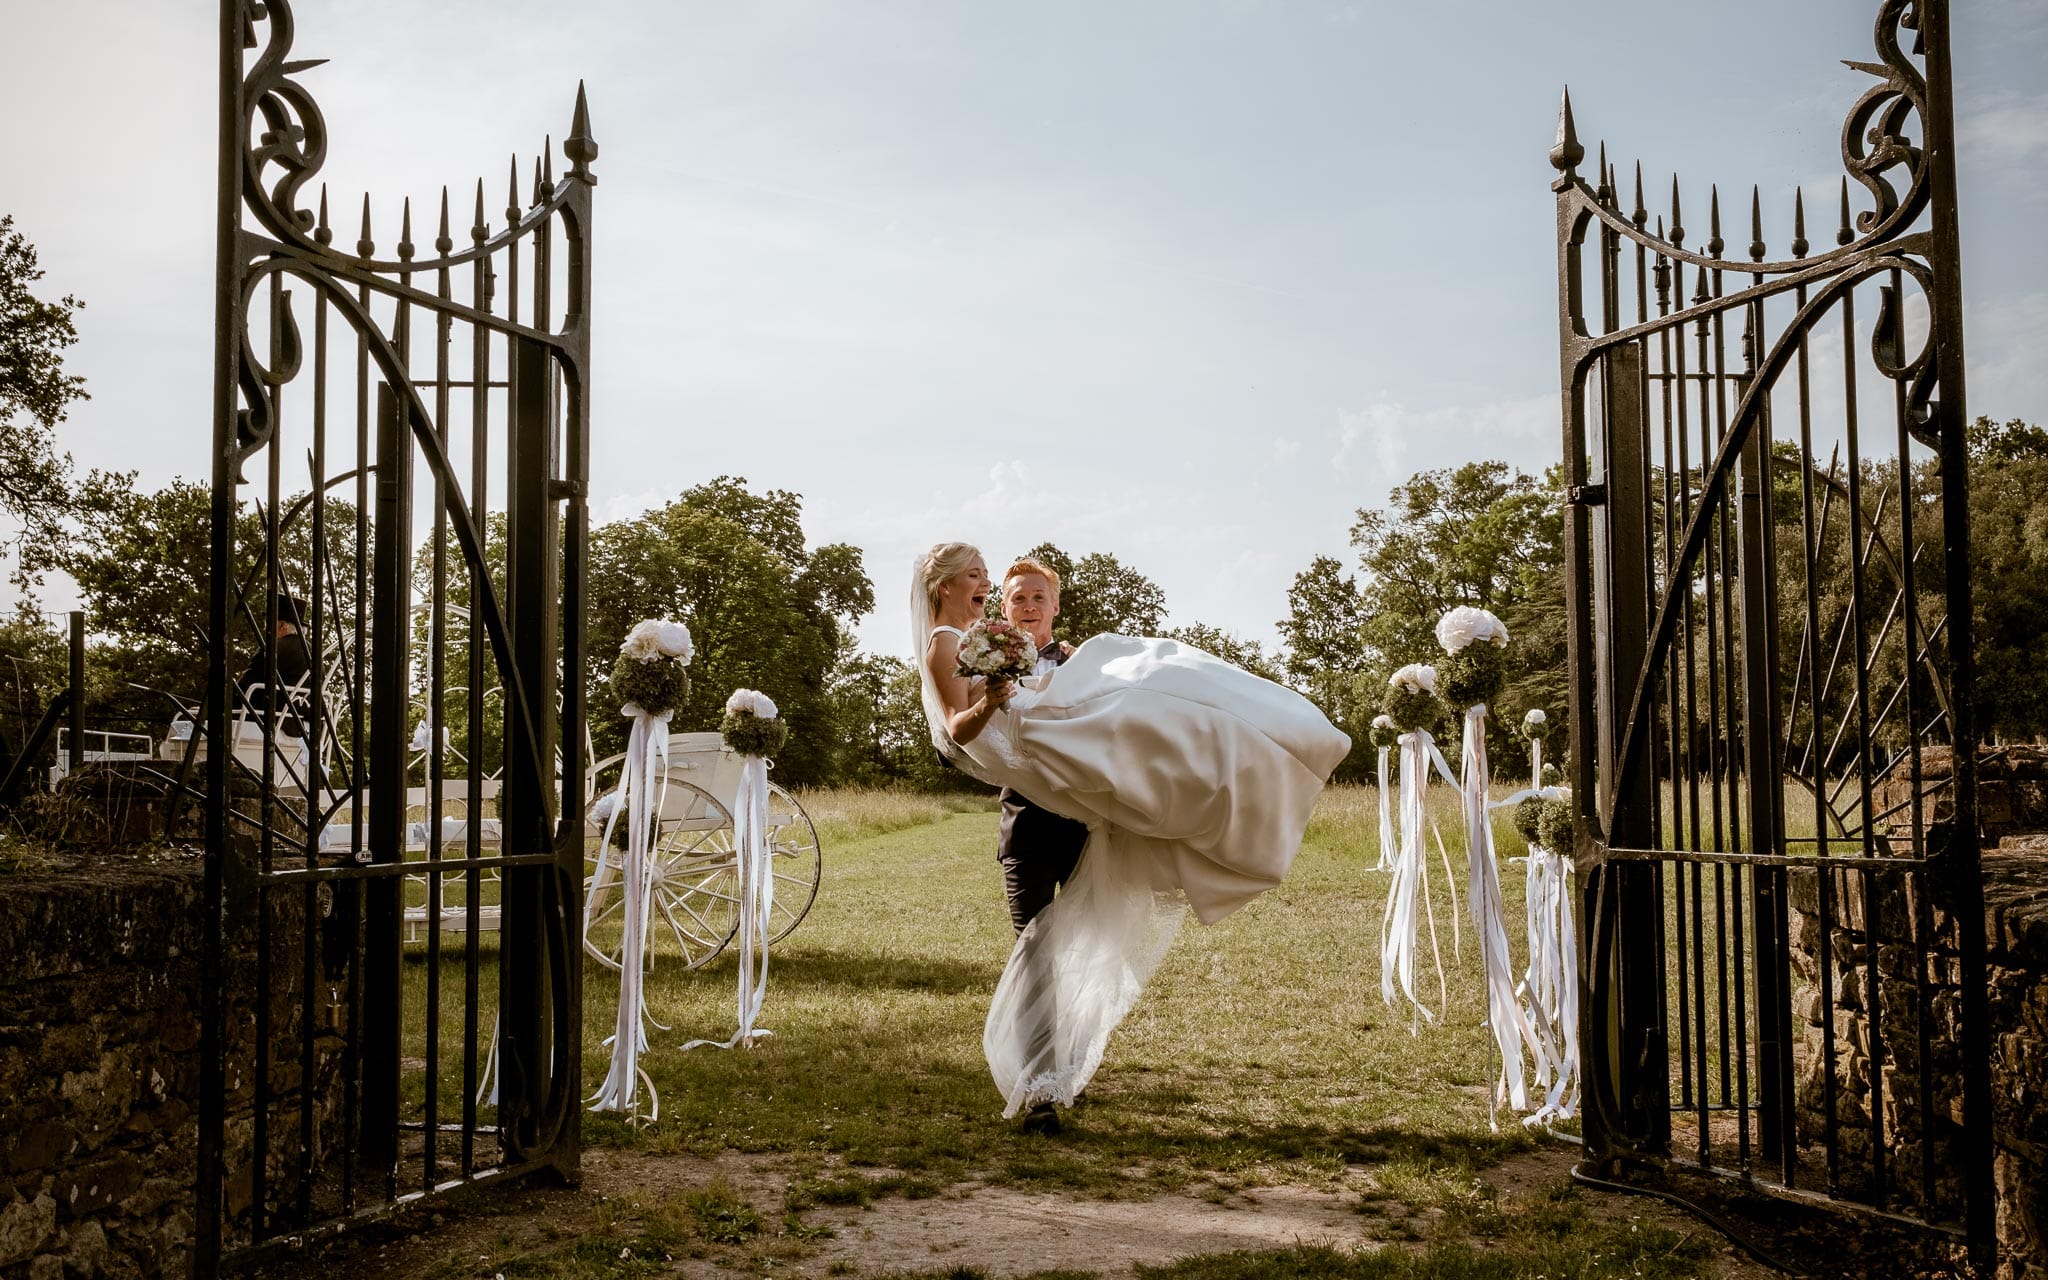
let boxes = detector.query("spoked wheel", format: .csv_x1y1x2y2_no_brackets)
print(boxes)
584,762,742,973
763,783,822,943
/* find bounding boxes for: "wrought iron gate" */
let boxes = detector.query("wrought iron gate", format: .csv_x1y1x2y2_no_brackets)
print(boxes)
197,0,592,1267
1553,0,1992,1266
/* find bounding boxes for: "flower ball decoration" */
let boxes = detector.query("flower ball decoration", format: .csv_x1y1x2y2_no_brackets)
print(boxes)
611,619,694,716
1434,606,1511,713
1513,795,1547,846
721,688,789,758
1537,789,1576,853
1382,664,1441,734
1368,713,1400,750
1521,708,1551,742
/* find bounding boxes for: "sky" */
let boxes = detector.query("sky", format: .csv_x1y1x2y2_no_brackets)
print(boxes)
5,0,2044,660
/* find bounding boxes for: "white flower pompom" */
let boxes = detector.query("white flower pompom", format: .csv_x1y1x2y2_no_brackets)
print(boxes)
620,619,664,662
1372,714,1395,731
1524,708,1547,727
1389,663,1437,696
1435,605,1510,654
725,688,778,720
1538,784,1572,803
654,620,693,662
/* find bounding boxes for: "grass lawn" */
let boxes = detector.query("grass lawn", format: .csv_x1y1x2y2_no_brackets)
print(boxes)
384,784,1738,1279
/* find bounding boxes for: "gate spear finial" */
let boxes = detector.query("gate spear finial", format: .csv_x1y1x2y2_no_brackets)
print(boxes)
436,186,453,256
1707,184,1724,258
1749,185,1765,262
566,81,599,185
398,196,415,262
1836,176,1854,246
1791,187,1809,259
473,179,489,244
1549,86,1584,183
507,155,522,226
1669,176,1685,248
315,185,332,248
357,193,374,259
1632,162,1647,230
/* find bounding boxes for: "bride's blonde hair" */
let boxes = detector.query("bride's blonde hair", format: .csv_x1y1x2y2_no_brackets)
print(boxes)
919,542,982,613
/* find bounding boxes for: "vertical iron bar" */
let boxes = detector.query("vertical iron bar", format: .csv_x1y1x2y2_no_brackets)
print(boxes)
1841,286,1888,1208
66,612,83,776
1919,1,1992,1260
499,334,560,1158
462,213,490,1177
300,283,327,1228
361,383,410,1188
197,0,246,1261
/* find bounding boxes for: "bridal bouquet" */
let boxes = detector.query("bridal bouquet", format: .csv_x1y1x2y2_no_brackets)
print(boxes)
954,618,1038,683
611,619,694,716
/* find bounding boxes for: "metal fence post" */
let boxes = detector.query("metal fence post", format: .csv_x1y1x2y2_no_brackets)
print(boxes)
499,334,561,1159
67,612,85,776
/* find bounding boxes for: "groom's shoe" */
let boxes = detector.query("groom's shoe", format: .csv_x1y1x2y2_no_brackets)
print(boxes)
1020,1102,1062,1135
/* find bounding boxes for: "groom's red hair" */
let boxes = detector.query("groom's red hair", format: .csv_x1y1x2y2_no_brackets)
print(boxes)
1003,557,1062,602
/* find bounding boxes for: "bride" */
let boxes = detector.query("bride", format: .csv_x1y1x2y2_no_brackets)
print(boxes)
914,542,1350,1118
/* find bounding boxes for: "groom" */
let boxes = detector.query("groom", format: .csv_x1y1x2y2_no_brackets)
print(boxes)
995,557,1089,935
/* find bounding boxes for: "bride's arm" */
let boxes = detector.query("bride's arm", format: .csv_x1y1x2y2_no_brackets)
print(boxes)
926,632,1011,745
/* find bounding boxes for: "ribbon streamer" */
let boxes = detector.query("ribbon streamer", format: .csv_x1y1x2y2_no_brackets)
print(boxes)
1379,730,1460,1030
1458,703,1550,1129
590,707,673,1122
685,752,775,1050
1374,745,1395,872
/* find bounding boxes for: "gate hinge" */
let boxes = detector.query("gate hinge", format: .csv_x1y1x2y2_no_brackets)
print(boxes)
1568,482,1608,506
548,479,582,502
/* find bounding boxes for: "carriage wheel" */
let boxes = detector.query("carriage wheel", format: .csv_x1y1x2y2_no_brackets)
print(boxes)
764,783,822,943
584,773,742,973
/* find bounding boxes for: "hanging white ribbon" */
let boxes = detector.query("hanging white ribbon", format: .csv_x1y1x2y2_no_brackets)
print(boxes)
1379,730,1461,1031
1501,780,1578,1129
1374,745,1396,872
589,706,672,1121
685,752,775,1051
1458,703,1549,1130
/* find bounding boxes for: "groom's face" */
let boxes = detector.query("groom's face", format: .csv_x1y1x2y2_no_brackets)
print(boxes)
1003,572,1059,648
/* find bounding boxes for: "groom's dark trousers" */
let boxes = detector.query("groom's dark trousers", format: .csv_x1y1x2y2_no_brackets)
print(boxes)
995,640,1088,935
997,792,1088,933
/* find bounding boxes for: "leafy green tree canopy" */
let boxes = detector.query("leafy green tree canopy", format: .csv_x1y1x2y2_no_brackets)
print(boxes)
1,215,129,588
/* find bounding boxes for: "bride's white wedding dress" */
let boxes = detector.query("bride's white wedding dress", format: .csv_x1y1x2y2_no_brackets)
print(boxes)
917,587,1349,1116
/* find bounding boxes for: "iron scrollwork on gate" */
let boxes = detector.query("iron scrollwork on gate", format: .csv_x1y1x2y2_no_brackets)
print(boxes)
1552,0,1991,1266
198,0,593,1267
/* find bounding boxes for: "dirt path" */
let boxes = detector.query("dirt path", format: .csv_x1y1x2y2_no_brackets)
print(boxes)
270,1145,1776,1279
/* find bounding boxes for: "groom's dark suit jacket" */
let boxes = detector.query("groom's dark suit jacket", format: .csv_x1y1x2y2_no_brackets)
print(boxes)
996,639,1089,934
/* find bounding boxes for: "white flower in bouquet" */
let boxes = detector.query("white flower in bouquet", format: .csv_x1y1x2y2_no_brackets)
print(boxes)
1524,708,1547,728
954,618,1038,682
1373,714,1395,732
725,688,779,720
1389,663,1437,697
1435,605,1510,654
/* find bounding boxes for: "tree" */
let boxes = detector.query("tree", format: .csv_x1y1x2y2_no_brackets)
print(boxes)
1160,622,1281,682
1274,555,1375,780
1016,542,1167,642
1281,460,1566,773
584,480,874,785
1964,417,2048,739
1,215,127,588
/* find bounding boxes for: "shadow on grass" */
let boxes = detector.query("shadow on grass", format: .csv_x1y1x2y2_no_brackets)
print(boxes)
699,945,997,995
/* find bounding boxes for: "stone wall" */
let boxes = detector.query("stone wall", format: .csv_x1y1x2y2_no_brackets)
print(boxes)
1787,746,2048,1279
0,848,342,1280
